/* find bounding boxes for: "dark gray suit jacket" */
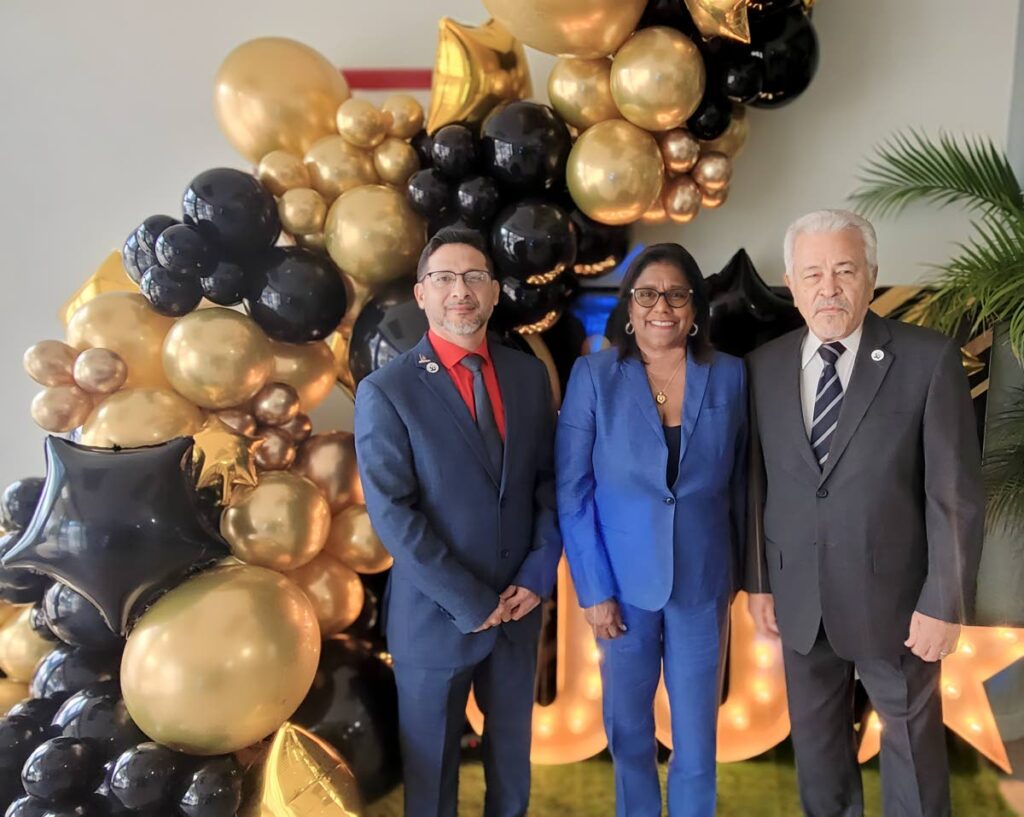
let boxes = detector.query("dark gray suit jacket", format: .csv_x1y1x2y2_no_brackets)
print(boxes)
744,311,984,659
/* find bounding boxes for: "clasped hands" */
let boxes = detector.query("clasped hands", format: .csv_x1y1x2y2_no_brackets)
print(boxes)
473,585,541,632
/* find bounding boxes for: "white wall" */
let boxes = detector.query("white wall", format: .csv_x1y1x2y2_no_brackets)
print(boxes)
0,0,1018,484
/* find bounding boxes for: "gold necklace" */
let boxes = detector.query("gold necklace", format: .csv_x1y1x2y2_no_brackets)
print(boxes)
645,353,686,405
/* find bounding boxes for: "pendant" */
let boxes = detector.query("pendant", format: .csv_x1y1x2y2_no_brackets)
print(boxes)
656,392,667,405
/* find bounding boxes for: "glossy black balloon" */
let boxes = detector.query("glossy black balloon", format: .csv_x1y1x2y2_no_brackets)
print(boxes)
410,130,434,168
569,210,628,278
406,168,452,219
490,201,577,284
182,168,280,255
177,756,242,817
748,4,819,108
639,0,699,33
198,258,249,306
348,280,427,385
109,743,178,811
4,796,48,817
747,0,801,18
30,647,119,704
454,176,501,227
53,683,143,758
2,479,45,531
130,216,179,281
3,437,228,635
480,101,572,194
43,583,121,651
718,53,765,103
292,637,401,802
430,124,478,180
21,737,100,802
245,248,348,343
492,274,573,334
140,266,203,317
0,716,48,779
153,225,217,277
687,95,732,140
120,234,146,285
28,605,58,644
7,700,59,729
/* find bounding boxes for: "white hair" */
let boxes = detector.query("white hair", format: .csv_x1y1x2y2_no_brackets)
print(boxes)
783,209,878,279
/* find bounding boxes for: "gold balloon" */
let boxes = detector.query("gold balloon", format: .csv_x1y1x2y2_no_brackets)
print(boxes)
279,413,313,444
0,608,53,682
0,603,19,628
483,0,646,58
214,37,351,164
60,252,137,328
324,185,425,287
66,292,175,389
658,129,702,174
221,472,330,570
80,388,204,448
336,98,389,150
427,18,532,133
372,138,420,187
270,341,337,412
684,0,751,43
0,679,28,716
217,409,258,437
31,386,92,433
193,417,260,506
295,232,327,253
382,94,425,139
253,383,301,427
567,120,664,225
702,186,729,209
693,152,733,193
610,27,706,132
640,198,669,225
257,151,312,196
239,722,364,817
121,565,321,755
286,553,365,636
547,58,619,132
72,347,128,394
293,432,361,513
163,308,273,410
663,175,703,224
303,136,378,203
23,340,77,386
254,427,298,472
279,188,327,236
325,505,393,575
700,104,749,157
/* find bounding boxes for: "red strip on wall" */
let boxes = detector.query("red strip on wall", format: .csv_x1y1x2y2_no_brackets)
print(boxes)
341,69,433,90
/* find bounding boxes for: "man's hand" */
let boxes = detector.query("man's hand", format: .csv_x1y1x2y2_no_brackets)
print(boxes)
473,597,510,632
905,611,960,662
584,598,627,640
748,592,780,639
500,585,541,622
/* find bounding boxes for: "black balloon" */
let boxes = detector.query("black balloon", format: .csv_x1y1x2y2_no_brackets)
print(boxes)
748,4,819,108
198,258,249,306
140,266,204,317
480,101,572,194
717,52,765,103
7,700,59,729
109,743,178,811
3,437,228,635
430,124,478,180
53,683,144,758
153,225,217,277
0,716,48,783
21,737,100,802
292,637,401,802
30,647,119,704
410,130,434,168
245,248,348,343
344,584,380,643
5,796,48,817
43,583,121,651
348,280,427,385
490,201,577,284
687,95,733,140
454,176,501,227
28,605,58,644
569,209,628,278
177,756,242,817
2,479,44,531
182,169,280,255
639,0,699,33
124,216,179,284
406,168,452,219
492,274,574,334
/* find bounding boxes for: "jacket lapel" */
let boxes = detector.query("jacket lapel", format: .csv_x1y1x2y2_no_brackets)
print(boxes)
621,356,665,442
780,328,822,474
678,353,710,471
490,341,518,496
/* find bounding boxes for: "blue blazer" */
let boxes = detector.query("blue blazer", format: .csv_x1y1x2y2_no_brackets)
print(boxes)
354,333,562,668
556,348,747,611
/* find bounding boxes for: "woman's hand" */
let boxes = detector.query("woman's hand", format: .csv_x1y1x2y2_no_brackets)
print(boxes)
584,598,627,640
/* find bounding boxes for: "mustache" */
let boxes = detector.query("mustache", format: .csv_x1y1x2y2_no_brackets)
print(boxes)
445,296,479,309
813,297,851,313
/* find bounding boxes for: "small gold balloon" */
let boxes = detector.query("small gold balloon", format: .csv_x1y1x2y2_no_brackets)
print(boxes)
382,94,425,139
702,186,729,209
325,505,393,575
372,138,420,187
278,188,327,236
270,340,337,412
700,104,749,157
163,308,273,410
324,185,425,287
80,388,204,448
303,136,378,203
221,472,330,570
658,129,702,174
23,340,77,386
483,0,647,58
72,348,128,394
663,175,703,224
0,679,28,716
31,386,93,433
692,152,733,193
121,565,322,755
0,608,53,683
336,98,389,150
254,428,297,472
567,119,664,225
640,198,669,225
216,409,258,437
610,27,706,132
286,553,365,636
293,432,361,513
257,151,312,196
253,382,301,427
547,58,618,132
279,413,313,444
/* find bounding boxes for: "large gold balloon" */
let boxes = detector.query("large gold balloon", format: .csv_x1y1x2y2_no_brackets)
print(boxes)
221,472,330,571
427,18,533,133
372,138,420,187
0,608,53,683
336,98,389,150
66,292,175,389
663,176,703,224
80,388,204,448
567,120,664,226
121,565,321,755
303,136,378,203
658,129,702,174
483,0,647,58
382,94,424,139
324,185,425,287
610,27,706,132
270,340,337,412
0,679,28,716
286,553,364,636
163,308,273,409
23,340,77,386
293,432,362,513
31,386,92,433
684,0,751,43
60,252,137,328
325,506,393,575
258,151,312,196
72,347,128,394
700,104,749,157
547,58,618,132
214,37,351,164
278,188,327,237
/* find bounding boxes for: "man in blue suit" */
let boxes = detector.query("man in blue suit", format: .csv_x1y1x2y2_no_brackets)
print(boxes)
354,227,562,817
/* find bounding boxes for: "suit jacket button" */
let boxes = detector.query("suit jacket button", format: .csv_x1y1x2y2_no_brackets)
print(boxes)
664,497,675,506
816,488,829,498
501,549,510,558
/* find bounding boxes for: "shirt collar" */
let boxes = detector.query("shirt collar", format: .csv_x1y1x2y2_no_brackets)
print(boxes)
427,329,493,371
801,321,865,370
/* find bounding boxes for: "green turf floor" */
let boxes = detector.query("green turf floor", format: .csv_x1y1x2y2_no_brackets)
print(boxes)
366,737,1014,816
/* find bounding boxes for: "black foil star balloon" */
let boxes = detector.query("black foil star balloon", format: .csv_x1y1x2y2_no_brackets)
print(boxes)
2,437,229,635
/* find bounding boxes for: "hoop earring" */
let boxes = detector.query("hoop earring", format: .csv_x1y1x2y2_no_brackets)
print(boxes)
625,322,634,336
689,322,699,337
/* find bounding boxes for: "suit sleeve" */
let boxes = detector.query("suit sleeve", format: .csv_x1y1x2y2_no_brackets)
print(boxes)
354,379,499,633
915,338,985,623
730,362,749,593
512,371,563,599
555,357,618,608
743,358,771,594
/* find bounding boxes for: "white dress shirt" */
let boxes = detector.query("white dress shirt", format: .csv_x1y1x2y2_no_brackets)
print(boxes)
800,323,864,436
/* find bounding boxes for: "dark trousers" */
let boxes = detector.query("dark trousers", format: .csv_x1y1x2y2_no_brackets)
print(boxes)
782,624,949,817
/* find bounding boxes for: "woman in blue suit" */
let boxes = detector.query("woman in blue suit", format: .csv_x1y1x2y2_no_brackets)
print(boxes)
556,243,747,817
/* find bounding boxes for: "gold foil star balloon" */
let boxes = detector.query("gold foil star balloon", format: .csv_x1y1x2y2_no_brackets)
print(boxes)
60,252,138,327
684,0,752,44
192,416,260,505
483,0,646,58
426,18,532,134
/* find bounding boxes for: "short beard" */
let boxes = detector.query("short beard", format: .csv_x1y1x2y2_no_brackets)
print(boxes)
442,314,486,336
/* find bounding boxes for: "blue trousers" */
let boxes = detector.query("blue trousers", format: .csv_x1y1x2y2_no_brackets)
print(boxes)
599,594,730,817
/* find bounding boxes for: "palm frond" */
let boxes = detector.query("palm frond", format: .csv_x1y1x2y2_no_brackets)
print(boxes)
984,391,1024,530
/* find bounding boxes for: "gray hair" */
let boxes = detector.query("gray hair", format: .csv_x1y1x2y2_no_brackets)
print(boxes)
783,209,878,279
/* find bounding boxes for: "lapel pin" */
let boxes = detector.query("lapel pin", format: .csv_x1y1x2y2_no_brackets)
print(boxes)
871,349,884,362
426,362,439,373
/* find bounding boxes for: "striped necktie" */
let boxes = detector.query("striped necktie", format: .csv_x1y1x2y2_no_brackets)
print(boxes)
810,341,846,468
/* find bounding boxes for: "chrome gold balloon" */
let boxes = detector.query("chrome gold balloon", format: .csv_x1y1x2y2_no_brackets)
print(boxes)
279,413,313,444
31,386,93,433
692,152,733,193
0,608,54,683
293,432,361,513
382,94,425,139
640,198,669,225
702,186,729,209
254,427,297,472
547,58,618,132
23,340,77,387
324,505,393,575
303,136,378,203
257,151,312,197
483,0,647,58
270,340,337,412
658,129,701,174
336,98,389,150
253,382,301,427
286,553,365,636
663,176,703,224
72,348,128,394
372,138,420,187
217,409,258,437
80,388,204,448
278,188,327,236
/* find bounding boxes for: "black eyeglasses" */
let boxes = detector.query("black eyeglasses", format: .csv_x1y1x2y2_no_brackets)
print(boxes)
630,287,694,308
421,270,493,288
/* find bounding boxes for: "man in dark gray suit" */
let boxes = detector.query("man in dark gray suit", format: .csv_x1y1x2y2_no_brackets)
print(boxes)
745,209,984,816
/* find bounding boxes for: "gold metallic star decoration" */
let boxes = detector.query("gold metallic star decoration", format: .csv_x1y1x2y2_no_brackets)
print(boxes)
60,251,137,327
858,626,1024,772
684,0,751,44
192,416,260,505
